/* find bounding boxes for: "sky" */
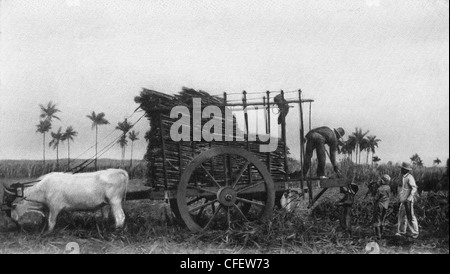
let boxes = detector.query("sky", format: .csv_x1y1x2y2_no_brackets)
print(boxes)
0,0,448,167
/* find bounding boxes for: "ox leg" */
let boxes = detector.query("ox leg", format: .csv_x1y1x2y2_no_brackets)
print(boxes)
47,207,61,233
110,202,125,229
101,205,111,223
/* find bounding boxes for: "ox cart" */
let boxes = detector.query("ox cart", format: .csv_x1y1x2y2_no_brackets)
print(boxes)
130,88,354,232
2,88,355,233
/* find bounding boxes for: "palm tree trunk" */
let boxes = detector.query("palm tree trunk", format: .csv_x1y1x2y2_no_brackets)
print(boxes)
359,148,362,165
121,147,125,168
95,125,98,170
130,141,134,168
56,145,59,171
366,150,369,165
67,140,70,168
43,133,46,167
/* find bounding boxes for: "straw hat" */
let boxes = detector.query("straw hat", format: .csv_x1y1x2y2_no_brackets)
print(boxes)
334,127,345,139
400,162,412,171
381,174,391,182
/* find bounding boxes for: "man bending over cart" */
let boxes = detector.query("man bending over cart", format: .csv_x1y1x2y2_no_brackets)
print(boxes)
302,126,345,179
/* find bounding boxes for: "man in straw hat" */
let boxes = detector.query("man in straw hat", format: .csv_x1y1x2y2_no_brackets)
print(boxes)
302,126,345,179
396,162,419,239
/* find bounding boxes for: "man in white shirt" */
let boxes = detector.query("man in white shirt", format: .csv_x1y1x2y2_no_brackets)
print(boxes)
396,162,419,239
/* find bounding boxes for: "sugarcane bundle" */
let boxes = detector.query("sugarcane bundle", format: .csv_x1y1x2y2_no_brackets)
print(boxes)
135,87,287,190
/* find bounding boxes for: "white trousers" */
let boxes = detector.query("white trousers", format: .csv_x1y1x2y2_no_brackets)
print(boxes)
397,201,419,235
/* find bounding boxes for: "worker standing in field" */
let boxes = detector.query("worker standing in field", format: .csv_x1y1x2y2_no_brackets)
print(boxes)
373,174,392,240
396,162,419,239
302,126,345,179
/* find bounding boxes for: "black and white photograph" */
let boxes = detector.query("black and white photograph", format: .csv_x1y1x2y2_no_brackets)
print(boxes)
0,0,448,257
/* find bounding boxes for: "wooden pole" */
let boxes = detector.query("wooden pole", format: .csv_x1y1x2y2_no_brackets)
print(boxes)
263,96,270,171
280,90,288,184
298,89,305,198
266,91,271,172
263,96,268,134
243,90,252,186
309,102,312,131
223,92,229,186
308,188,328,208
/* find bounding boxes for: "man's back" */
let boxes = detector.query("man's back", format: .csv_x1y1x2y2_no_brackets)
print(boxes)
306,127,338,148
376,184,391,209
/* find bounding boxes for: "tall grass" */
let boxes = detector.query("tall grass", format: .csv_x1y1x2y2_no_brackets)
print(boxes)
0,159,147,180
337,159,446,185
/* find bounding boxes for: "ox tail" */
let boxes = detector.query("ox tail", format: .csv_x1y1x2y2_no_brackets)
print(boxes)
119,169,129,202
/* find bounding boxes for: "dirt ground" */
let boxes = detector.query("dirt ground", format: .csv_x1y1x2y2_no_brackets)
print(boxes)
0,178,448,254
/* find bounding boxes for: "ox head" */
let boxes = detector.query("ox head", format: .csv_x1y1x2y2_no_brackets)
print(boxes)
10,198,46,232
2,185,18,208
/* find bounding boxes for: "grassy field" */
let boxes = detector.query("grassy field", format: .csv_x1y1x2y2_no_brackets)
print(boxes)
0,177,448,254
0,159,147,180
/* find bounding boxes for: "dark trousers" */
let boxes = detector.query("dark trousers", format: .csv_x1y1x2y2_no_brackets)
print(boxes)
373,204,387,227
303,133,327,177
340,205,352,233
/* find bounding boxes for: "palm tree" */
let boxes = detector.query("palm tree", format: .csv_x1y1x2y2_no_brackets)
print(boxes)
361,137,371,165
61,126,78,168
86,111,110,170
117,135,128,168
36,119,52,167
351,127,369,165
49,127,64,171
433,158,441,166
410,153,423,167
39,101,61,122
372,156,381,165
116,118,133,134
343,135,357,162
366,135,381,166
128,130,139,167
116,119,133,167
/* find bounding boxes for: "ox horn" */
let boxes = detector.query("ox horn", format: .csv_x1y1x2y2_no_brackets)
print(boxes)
3,186,16,196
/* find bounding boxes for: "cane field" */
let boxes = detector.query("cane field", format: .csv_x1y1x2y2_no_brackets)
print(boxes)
0,159,448,254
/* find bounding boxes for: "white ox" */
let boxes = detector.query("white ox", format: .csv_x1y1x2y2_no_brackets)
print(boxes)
9,169,129,232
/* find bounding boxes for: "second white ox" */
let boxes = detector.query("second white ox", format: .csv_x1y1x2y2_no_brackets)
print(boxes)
11,169,129,232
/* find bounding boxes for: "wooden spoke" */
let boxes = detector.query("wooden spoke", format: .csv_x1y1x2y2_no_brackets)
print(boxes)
227,207,231,229
188,199,218,214
187,196,203,206
231,160,250,189
200,164,222,188
236,197,265,207
227,154,232,186
223,155,228,186
236,181,264,194
187,185,218,195
202,204,223,231
232,203,249,222
197,205,205,221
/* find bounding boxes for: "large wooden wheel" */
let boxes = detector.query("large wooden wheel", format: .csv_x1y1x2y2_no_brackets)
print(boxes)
176,147,275,232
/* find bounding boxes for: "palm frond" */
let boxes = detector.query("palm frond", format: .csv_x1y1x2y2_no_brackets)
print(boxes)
87,111,109,128
128,130,139,141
